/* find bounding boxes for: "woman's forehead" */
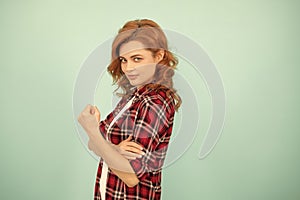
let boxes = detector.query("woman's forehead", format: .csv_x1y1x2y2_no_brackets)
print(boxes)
119,41,147,57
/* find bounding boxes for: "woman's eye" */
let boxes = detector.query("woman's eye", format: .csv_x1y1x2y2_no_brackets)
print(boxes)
133,57,142,62
119,58,127,63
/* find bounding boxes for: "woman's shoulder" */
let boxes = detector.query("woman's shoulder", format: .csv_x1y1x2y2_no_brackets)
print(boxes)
134,86,175,113
144,88,170,101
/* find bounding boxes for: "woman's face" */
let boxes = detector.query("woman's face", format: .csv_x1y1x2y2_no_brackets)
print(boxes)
119,41,163,89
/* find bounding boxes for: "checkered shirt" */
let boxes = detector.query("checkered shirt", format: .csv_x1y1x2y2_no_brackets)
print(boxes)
94,84,175,200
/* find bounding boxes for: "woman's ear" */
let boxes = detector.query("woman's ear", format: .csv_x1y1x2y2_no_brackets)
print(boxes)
155,49,165,62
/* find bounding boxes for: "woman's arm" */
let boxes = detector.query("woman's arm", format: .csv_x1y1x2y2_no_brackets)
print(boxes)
78,104,140,187
128,95,175,178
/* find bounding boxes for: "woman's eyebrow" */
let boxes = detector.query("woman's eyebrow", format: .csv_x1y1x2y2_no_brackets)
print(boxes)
119,54,143,59
130,54,143,58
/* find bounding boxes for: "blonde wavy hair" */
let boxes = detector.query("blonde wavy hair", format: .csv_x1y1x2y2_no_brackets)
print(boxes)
107,19,182,111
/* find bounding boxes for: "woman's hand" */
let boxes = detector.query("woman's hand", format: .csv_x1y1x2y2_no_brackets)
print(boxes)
78,104,101,136
112,136,145,160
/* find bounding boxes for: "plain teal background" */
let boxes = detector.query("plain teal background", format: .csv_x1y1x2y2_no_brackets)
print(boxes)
1,0,299,199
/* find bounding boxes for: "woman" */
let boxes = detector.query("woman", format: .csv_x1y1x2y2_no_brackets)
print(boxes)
78,19,181,200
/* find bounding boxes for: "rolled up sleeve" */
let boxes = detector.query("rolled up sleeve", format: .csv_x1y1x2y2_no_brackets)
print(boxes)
129,97,175,179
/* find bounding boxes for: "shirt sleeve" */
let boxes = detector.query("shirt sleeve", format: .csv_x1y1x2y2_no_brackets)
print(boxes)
129,96,175,179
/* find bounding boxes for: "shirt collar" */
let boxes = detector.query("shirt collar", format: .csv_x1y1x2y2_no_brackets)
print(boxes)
131,83,154,100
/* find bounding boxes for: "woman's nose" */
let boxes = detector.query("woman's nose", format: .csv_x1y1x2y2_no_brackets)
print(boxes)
123,61,135,72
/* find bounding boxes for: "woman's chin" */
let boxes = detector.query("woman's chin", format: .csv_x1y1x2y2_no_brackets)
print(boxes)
128,81,139,87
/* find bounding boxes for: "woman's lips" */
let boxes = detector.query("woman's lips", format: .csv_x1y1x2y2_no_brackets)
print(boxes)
127,74,138,80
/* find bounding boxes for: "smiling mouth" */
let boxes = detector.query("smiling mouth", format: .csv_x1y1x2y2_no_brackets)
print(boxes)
127,74,138,80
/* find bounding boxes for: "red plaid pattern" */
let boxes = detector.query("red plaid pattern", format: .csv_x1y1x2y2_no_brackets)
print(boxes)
94,84,175,200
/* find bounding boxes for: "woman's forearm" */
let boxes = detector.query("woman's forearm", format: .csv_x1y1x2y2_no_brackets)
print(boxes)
89,131,134,172
88,129,139,187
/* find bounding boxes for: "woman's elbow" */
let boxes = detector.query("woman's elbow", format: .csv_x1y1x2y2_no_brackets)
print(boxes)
111,168,140,187
125,177,140,187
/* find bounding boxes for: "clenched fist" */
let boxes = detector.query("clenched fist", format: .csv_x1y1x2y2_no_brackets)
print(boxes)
78,104,101,136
